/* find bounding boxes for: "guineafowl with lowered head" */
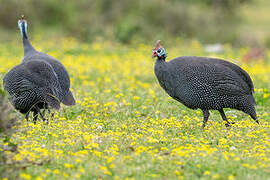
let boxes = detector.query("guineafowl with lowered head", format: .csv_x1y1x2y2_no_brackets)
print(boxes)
152,40,258,127
3,16,75,123
4,60,62,123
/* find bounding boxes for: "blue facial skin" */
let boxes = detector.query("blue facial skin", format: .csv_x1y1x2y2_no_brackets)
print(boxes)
18,20,28,39
156,48,167,59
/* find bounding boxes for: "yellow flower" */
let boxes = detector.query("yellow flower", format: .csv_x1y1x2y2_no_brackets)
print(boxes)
219,138,227,145
80,168,85,173
109,164,115,169
53,169,60,174
133,96,141,100
212,174,220,179
75,173,81,178
63,173,69,178
100,166,112,175
263,93,269,98
174,170,181,176
20,173,31,180
64,163,74,168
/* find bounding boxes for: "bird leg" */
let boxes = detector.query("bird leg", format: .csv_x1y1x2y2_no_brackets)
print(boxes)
25,112,29,121
202,110,209,128
42,104,53,122
254,118,259,124
42,109,46,117
45,108,54,122
33,110,38,124
47,108,51,116
35,106,47,123
41,103,47,117
218,109,233,127
47,108,55,121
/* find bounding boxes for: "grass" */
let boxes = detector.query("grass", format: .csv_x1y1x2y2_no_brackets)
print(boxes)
0,37,269,180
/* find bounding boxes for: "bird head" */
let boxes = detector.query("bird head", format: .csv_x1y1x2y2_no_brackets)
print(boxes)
18,15,27,36
152,40,167,59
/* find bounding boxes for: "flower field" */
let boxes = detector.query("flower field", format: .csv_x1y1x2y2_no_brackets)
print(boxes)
0,38,270,180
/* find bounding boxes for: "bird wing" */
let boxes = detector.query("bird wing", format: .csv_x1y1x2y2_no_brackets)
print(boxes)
187,60,252,96
16,78,36,92
212,67,251,96
23,60,62,109
25,53,71,99
214,59,254,93
23,60,58,85
3,65,36,95
26,53,70,88
169,58,252,97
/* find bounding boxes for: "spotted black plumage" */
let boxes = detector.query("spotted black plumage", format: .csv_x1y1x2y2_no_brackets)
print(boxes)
3,16,75,123
152,40,258,127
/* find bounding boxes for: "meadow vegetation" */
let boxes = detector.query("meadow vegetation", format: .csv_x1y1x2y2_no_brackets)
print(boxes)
0,38,269,179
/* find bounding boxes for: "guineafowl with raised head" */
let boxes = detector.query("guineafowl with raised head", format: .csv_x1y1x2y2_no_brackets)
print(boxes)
152,40,258,127
19,15,76,106
3,16,75,123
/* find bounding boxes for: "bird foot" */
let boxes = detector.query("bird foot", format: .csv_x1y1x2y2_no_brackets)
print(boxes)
44,119,49,124
50,112,55,119
225,123,231,128
201,123,207,129
255,119,259,124
41,116,48,124
225,121,235,127
25,113,29,121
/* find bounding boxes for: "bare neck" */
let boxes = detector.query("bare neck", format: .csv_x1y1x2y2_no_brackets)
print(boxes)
22,36,37,58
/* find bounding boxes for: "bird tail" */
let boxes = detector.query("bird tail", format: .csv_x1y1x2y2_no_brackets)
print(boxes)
62,90,76,106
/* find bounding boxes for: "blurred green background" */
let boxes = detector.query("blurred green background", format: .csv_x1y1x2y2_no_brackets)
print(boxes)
0,0,270,46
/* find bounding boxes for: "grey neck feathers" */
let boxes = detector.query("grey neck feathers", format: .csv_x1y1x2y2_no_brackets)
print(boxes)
155,57,167,70
154,58,168,85
157,56,166,62
23,38,37,58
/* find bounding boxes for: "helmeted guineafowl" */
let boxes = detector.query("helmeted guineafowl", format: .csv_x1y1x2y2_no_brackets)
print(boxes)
4,60,62,123
3,16,75,123
152,40,258,127
19,15,76,107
